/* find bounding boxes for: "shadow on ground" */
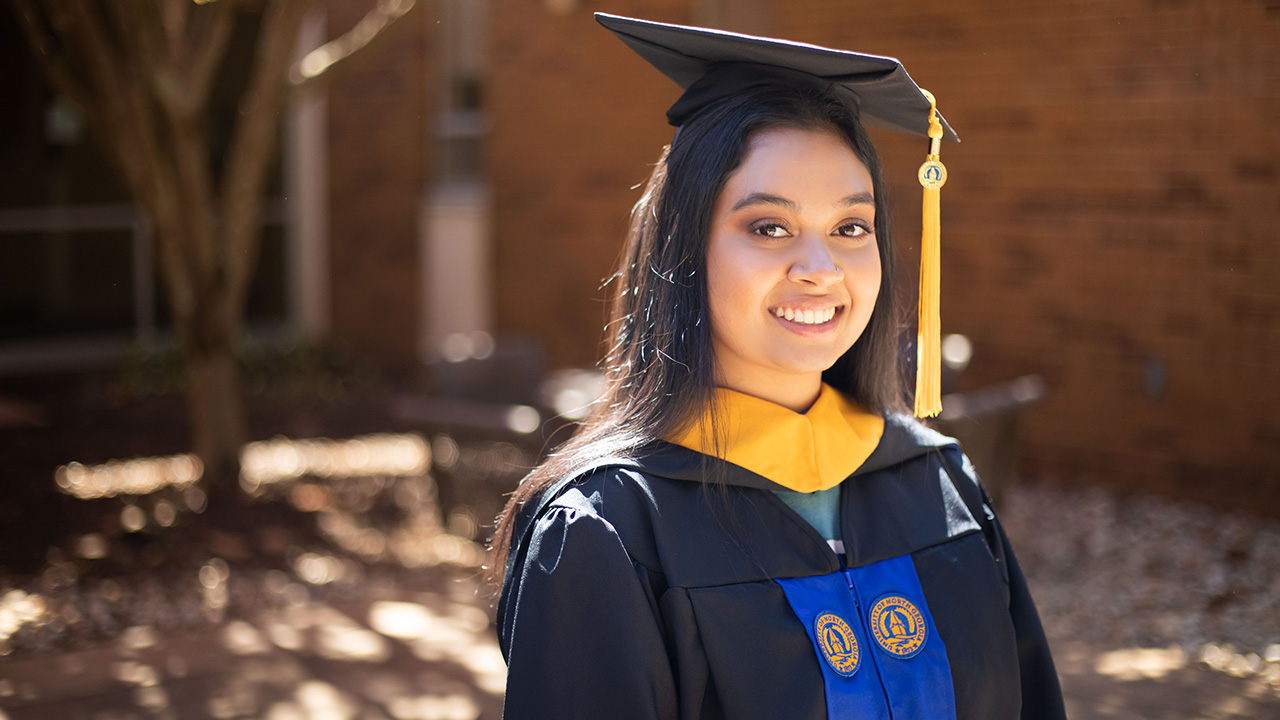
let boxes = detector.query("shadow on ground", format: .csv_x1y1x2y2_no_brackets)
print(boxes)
2,371,1278,719
1056,641,1280,719
0,576,504,720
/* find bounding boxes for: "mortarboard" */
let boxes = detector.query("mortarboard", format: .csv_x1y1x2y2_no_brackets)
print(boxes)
597,12,956,418
594,12,958,143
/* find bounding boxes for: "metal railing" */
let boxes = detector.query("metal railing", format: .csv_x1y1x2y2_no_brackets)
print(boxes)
0,201,286,375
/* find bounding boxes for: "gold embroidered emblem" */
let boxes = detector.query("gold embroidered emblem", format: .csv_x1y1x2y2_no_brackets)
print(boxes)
814,612,860,676
869,594,928,658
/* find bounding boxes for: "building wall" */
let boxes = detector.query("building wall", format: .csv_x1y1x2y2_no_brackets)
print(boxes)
327,0,439,369
765,0,1280,509
485,0,1280,511
488,0,693,370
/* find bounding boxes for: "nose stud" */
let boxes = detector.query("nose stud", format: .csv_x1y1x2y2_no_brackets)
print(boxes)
788,260,843,284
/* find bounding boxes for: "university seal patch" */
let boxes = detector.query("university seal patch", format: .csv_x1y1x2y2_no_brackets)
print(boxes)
813,612,860,677
869,594,928,658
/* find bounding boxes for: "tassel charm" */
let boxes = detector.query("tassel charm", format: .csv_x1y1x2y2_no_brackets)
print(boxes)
915,90,946,418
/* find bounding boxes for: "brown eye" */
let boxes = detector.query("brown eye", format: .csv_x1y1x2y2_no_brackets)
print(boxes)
837,222,872,239
752,222,790,239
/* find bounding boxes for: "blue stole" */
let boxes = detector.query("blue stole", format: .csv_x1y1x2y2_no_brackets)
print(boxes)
776,554,957,719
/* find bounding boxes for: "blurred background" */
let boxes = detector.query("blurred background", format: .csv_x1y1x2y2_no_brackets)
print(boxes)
0,0,1278,718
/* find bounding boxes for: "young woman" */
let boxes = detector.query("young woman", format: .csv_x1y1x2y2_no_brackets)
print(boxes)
491,14,1065,720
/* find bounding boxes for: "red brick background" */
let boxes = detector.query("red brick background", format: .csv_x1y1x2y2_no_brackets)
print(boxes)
761,0,1280,509
480,0,1280,510
327,0,439,369
322,0,1279,510
488,1,690,370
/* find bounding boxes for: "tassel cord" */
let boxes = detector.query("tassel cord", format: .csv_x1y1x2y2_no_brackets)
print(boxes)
914,90,946,418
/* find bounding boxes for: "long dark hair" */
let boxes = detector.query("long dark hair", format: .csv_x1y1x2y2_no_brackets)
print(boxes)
488,84,905,585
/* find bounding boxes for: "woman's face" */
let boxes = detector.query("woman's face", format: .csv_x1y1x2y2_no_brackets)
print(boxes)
705,126,881,410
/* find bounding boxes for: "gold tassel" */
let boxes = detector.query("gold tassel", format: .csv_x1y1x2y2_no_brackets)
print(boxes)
915,90,946,418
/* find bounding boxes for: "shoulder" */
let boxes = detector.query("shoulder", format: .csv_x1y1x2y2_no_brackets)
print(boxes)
857,412,962,475
532,464,675,534
496,466,679,660
545,464,667,514
883,412,960,454
516,463,686,574
845,413,999,548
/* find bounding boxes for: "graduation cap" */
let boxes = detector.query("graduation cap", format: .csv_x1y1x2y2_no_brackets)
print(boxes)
597,13,956,418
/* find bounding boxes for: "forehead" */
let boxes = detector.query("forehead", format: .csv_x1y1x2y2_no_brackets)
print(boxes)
723,126,873,200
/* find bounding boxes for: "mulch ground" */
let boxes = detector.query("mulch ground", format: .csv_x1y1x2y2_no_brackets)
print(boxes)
1,369,513,719
1,369,1278,719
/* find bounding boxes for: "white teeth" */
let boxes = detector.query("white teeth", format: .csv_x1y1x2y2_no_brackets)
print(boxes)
773,307,838,325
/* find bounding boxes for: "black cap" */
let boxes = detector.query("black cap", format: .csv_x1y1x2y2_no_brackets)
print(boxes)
596,12,958,143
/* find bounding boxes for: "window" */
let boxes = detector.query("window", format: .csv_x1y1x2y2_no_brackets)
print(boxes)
0,8,290,372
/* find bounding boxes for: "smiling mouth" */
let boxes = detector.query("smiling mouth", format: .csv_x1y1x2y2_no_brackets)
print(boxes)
771,306,842,325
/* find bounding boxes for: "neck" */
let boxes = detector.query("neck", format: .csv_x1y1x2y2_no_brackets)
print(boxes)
714,369,823,413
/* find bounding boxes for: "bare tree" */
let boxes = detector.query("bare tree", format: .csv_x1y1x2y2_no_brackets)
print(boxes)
10,0,419,524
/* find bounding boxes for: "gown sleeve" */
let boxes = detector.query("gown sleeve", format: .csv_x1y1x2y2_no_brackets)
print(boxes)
941,446,1067,720
498,490,678,720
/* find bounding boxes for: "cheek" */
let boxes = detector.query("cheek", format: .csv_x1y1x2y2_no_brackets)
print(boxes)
704,241,737,339
707,265,749,344
844,246,883,302
843,249,883,344
863,257,883,301
706,241,764,320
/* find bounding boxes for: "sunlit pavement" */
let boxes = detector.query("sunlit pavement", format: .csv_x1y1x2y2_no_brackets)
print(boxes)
0,577,506,720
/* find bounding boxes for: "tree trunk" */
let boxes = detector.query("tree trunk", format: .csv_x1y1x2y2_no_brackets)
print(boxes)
11,0,422,539
182,327,248,528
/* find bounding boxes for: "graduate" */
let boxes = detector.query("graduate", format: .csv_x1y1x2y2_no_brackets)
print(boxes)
491,13,1066,720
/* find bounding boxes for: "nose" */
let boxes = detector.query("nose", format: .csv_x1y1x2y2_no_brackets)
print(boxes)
787,235,844,287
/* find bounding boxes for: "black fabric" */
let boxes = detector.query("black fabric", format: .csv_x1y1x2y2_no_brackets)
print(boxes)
596,12,959,141
498,417,1065,719
940,449,1066,718
502,490,678,719
666,62,864,127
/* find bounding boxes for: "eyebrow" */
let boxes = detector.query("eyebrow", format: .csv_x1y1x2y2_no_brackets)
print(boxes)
730,191,874,213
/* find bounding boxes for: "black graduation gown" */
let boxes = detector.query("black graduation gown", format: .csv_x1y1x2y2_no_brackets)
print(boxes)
497,414,1066,719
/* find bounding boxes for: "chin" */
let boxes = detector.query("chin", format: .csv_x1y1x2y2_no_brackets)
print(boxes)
771,350,849,376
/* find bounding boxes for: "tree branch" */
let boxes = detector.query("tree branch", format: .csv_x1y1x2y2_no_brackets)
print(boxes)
58,0,196,319
13,2,173,276
106,0,225,297
46,2,111,87
111,0,195,119
10,0,94,109
47,1,141,181
288,0,419,100
222,0,314,319
160,0,191,66
188,0,237,106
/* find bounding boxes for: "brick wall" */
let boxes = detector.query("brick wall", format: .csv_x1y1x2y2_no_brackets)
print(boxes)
485,0,1280,511
767,0,1280,509
488,0,692,369
327,0,438,369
